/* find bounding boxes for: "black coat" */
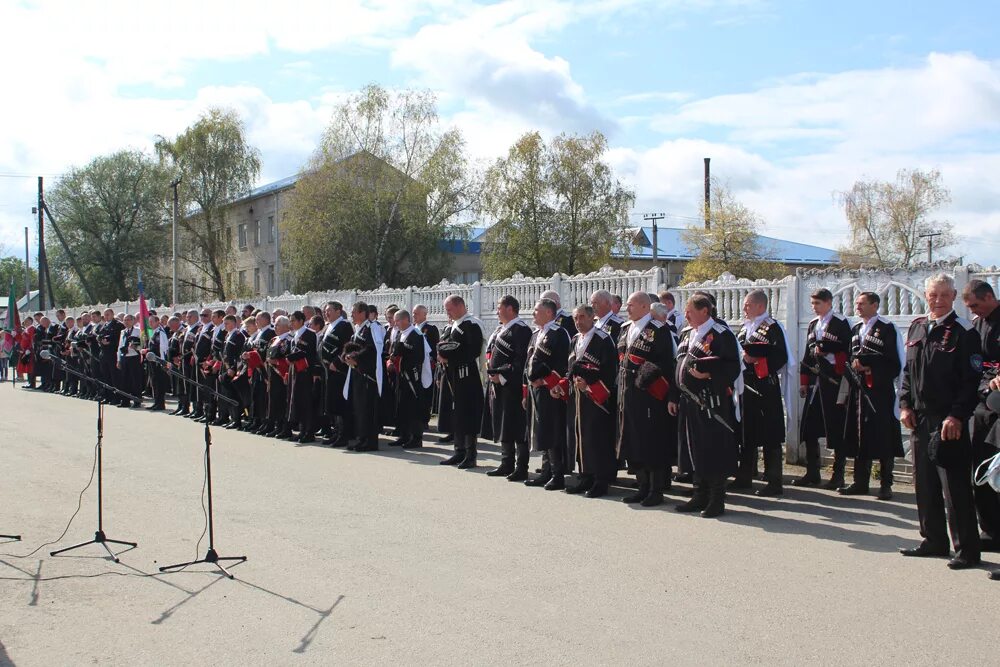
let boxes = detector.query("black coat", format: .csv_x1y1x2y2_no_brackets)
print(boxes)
438,317,484,439
840,317,904,459
567,328,618,479
737,316,789,447
526,324,570,452
617,317,676,468
675,322,741,477
392,328,427,428
799,312,852,449
482,320,531,444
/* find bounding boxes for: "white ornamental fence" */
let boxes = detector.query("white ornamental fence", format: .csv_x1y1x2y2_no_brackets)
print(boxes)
39,261,998,464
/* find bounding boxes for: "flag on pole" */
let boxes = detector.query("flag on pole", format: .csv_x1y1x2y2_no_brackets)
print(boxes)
5,280,20,336
137,270,153,346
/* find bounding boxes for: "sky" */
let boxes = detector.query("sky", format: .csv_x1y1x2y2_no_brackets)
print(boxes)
2,0,1000,265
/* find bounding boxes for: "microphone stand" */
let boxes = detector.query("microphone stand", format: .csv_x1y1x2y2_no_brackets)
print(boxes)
45,355,140,563
152,355,247,579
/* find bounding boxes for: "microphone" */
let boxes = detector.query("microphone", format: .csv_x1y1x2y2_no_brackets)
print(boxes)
145,351,165,365
40,349,52,360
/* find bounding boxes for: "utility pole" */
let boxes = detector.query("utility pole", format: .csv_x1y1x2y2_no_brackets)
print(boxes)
37,176,46,310
171,177,181,306
24,226,29,302
643,212,665,266
704,157,711,230
918,231,942,263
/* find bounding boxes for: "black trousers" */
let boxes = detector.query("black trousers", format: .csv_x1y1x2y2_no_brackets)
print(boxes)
119,355,142,404
971,404,1000,542
912,413,980,560
149,364,168,407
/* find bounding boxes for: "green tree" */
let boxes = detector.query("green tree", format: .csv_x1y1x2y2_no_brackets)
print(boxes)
0,254,37,302
480,131,634,279
156,107,262,299
837,168,953,267
45,150,172,302
681,185,787,283
284,84,476,290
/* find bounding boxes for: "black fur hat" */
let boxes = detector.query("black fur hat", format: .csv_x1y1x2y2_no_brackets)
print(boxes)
635,361,662,390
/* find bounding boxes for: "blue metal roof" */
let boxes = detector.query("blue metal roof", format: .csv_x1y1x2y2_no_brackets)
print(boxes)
235,174,300,204
621,226,838,265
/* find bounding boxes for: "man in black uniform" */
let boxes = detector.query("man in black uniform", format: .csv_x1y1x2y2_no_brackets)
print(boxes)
246,311,276,433
388,309,431,448
617,291,676,507
193,310,218,423
540,290,577,339
961,279,1000,552
318,301,354,446
899,273,982,569
482,295,532,479
286,310,319,443
796,288,853,488
219,315,248,430
671,294,742,517
117,314,143,408
414,305,439,439
733,289,792,497
591,289,623,344
343,302,383,452
146,317,170,411
523,298,571,489
437,295,484,468
265,316,293,438
565,304,618,498
180,310,205,417
838,292,904,500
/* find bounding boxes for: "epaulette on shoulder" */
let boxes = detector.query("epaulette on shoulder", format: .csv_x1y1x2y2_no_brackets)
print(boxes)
593,327,609,339
609,313,624,322
679,325,693,335
711,322,728,334
832,312,848,321
763,315,776,325
954,315,974,331
650,320,664,328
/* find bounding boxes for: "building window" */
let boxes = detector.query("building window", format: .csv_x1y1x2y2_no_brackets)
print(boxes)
253,268,260,294
238,270,246,289
252,220,260,247
267,216,275,244
268,264,276,293
237,223,247,249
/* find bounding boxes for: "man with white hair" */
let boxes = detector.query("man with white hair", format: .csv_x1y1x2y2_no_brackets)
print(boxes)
437,295,485,467
591,289,623,343
899,273,983,569
540,289,577,338
617,291,676,506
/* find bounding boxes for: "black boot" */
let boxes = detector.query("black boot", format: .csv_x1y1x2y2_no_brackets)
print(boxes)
565,475,594,494
585,480,609,498
525,452,552,487
507,441,530,481
641,469,665,507
488,441,516,476
457,436,478,469
839,458,871,495
675,477,709,512
623,470,650,504
756,447,784,497
437,433,454,443
702,478,726,518
440,445,466,465
823,452,847,490
793,439,822,486
876,457,894,500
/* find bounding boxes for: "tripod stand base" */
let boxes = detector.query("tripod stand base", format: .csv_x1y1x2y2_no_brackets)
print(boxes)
50,530,137,563
158,548,247,579
0,534,20,541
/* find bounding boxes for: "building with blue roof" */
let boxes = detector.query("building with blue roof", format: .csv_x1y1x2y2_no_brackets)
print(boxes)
443,224,838,285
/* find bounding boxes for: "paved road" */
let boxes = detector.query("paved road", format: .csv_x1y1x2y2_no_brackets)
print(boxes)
0,387,996,666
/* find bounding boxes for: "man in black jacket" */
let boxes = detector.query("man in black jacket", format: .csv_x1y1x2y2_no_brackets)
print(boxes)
899,273,983,570
389,309,431,448
437,295,484,468
286,310,319,443
961,279,1000,553
796,288,853,488
344,302,383,452
483,295,532,479
524,298,571,490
